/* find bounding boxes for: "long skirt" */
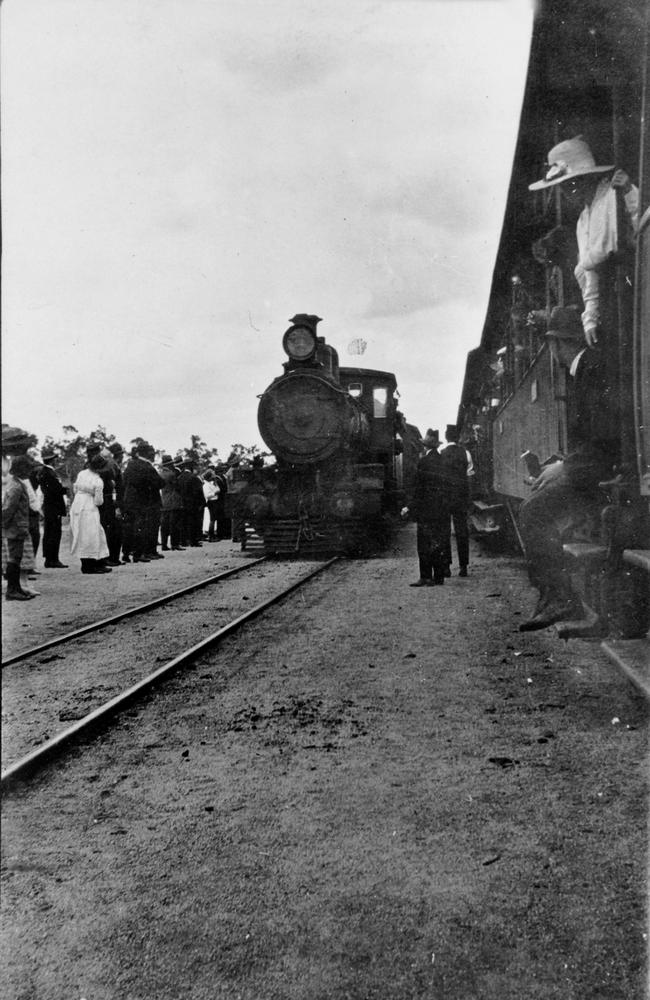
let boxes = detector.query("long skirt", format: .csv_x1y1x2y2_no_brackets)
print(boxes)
70,496,109,560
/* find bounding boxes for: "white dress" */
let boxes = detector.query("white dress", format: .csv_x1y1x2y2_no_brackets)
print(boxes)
70,469,109,560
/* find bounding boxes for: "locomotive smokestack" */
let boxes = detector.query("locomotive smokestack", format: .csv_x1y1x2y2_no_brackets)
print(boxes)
289,314,322,328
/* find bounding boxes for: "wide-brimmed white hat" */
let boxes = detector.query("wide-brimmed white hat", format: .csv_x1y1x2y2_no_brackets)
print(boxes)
529,136,614,191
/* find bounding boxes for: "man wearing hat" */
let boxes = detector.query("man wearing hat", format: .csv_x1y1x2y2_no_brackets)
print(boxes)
439,424,471,578
121,442,163,563
176,460,206,547
402,429,449,587
518,304,619,631
90,444,123,567
159,454,184,551
39,448,68,568
529,136,638,347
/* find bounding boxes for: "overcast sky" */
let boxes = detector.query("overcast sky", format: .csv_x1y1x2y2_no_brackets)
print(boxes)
1,0,534,458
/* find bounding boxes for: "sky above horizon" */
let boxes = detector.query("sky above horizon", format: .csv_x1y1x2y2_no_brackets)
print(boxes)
1,0,534,459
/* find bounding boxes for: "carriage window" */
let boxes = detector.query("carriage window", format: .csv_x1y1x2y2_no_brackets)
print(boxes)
348,383,362,398
373,386,388,417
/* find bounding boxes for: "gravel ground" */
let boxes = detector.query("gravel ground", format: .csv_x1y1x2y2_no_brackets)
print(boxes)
1,525,648,999
2,550,326,769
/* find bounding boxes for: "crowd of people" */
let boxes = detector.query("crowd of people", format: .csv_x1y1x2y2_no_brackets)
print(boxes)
3,424,480,601
2,443,234,600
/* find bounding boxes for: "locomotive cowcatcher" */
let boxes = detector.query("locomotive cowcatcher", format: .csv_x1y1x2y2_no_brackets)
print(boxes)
233,314,418,556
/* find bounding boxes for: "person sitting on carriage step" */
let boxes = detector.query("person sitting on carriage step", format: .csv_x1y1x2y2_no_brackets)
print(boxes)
529,136,638,346
402,429,449,587
518,305,619,631
439,424,471,577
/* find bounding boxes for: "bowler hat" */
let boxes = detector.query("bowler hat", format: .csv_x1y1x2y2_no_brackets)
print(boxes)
422,429,439,448
109,442,124,456
161,454,174,467
544,306,584,341
529,136,614,191
87,443,102,458
41,449,57,463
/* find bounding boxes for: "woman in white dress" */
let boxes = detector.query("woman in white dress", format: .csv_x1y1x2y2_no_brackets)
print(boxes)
70,454,111,574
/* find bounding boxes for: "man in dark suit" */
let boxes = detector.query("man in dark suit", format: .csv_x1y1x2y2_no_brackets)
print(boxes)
177,460,205,546
213,465,230,539
106,443,125,565
39,449,68,568
142,445,164,559
439,424,470,578
403,429,449,587
121,443,163,563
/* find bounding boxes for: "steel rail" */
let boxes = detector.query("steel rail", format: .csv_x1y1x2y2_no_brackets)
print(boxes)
1,558,268,668
1,557,339,791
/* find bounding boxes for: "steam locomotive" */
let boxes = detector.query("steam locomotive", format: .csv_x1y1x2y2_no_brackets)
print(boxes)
233,314,420,556
456,0,649,657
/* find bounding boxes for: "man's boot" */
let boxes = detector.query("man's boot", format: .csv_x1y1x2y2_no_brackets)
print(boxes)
5,563,34,600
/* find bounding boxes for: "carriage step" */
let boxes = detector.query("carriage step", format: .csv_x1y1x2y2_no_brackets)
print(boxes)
562,542,607,565
622,549,650,573
600,639,650,700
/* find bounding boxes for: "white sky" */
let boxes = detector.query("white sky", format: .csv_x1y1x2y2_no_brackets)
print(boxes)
1,0,534,458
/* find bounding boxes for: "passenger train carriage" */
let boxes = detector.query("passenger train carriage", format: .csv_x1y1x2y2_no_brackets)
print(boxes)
456,0,650,664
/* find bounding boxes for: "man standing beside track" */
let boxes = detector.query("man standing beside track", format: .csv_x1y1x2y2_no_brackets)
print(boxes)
439,424,471,578
402,429,449,587
122,442,163,564
39,448,68,569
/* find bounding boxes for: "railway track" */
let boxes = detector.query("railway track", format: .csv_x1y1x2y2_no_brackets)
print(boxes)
1,557,269,668
1,556,339,789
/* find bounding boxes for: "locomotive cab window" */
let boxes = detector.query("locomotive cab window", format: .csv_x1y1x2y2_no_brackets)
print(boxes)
373,386,388,418
347,383,363,399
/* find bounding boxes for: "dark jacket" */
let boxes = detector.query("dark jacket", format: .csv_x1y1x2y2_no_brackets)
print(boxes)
412,450,448,523
570,346,619,454
2,477,30,539
177,470,205,509
39,465,67,516
122,456,163,509
439,443,469,506
160,466,182,510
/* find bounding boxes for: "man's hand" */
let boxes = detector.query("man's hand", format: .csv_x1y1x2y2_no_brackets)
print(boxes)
611,169,632,194
530,460,565,493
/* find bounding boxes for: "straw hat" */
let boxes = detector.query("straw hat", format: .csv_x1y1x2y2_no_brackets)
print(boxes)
529,137,614,191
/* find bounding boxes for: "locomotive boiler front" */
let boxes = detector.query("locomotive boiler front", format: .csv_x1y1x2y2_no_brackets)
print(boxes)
258,370,367,465
257,318,369,465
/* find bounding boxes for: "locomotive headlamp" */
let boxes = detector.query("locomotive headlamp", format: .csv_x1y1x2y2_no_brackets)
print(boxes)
283,324,317,361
